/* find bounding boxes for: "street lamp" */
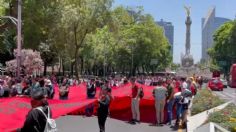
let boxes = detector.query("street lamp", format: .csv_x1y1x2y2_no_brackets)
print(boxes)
17,0,22,79
0,0,21,78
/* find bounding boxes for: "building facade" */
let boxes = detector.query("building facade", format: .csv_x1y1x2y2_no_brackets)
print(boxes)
201,7,230,62
156,19,174,57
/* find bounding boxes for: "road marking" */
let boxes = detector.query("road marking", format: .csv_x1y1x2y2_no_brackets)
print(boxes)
214,92,227,98
221,92,235,98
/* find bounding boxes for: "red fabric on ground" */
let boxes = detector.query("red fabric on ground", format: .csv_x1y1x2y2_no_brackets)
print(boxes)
0,97,96,132
0,82,177,131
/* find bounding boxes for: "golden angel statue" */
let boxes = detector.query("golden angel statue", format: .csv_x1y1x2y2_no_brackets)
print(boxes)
184,6,191,17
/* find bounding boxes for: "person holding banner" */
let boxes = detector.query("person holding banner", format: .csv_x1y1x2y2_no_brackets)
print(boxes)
97,86,111,132
130,77,141,124
153,79,167,126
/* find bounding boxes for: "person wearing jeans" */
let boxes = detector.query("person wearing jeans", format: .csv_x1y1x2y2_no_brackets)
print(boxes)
130,77,141,124
166,79,175,125
174,92,183,126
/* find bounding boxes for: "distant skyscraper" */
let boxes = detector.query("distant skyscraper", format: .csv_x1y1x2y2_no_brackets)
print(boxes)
156,19,174,57
201,7,230,62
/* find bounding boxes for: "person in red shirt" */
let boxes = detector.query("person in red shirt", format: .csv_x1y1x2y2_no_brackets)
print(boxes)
130,77,141,124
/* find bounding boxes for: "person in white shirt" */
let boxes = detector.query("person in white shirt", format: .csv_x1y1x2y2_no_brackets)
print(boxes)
180,78,187,92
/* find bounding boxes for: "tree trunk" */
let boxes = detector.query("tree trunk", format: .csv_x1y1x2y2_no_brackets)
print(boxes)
51,65,54,75
58,57,61,76
71,62,74,76
43,61,47,76
137,66,140,74
142,65,145,74
62,63,65,76
74,24,79,78
81,57,84,75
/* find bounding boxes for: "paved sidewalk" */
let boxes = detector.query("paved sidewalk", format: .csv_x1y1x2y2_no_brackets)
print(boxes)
56,116,181,132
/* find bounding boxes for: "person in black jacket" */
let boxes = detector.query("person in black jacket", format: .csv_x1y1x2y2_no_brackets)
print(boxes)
18,88,51,132
97,86,111,132
87,79,96,99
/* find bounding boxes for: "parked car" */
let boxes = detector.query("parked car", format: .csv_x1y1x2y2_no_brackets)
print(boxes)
220,79,228,88
208,78,224,91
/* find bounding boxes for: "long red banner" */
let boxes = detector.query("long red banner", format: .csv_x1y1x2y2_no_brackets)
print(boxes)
0,83,177,131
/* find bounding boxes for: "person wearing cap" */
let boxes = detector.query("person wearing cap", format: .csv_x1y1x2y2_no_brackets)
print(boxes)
152,79,167,126
18,88,52,132
45,79,55,99
97,86,111,132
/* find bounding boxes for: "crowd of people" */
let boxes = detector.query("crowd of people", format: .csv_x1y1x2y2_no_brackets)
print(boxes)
0,75,56,99
128,76,201,129
85,75,202,131
0,74,203,132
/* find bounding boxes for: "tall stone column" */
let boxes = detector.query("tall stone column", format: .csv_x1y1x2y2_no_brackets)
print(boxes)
181,6,194,67
185,16,192,55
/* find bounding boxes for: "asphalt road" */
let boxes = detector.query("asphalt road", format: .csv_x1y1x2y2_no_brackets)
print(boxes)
56,116,183,132
212,86,236,104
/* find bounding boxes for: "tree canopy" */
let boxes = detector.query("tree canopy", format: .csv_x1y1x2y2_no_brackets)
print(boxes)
208,20,236,74
0,1,172,76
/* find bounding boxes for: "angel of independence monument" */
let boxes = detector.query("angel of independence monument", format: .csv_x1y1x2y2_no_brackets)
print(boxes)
181,6,194,71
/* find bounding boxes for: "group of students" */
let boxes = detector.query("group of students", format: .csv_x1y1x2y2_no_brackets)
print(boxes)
130,77,196,129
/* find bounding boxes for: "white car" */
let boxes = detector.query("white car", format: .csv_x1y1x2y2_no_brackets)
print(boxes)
220,79,228,88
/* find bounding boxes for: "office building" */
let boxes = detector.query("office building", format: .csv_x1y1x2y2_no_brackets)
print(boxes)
156,19,174,57
201,7,230,61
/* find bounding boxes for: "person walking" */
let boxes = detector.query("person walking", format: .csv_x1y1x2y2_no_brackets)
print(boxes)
97,87,111,132
130,77,141,124
153,79,167,126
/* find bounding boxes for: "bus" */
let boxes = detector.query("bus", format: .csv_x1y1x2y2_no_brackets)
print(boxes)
229,64,236,88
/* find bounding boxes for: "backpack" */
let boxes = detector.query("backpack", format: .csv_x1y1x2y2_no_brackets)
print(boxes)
139,87,144,99
36,106,57,132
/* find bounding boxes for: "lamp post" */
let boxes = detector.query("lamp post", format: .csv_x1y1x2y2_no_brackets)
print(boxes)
16,0,22,79
0,0,22,78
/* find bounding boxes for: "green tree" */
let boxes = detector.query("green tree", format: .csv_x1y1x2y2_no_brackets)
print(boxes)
23,0,62,49
39,42,57,75
60,0,112,77
95,6,172,76
208,20,236,75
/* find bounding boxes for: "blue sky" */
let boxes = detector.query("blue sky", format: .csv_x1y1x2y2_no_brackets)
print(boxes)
113,0,236,63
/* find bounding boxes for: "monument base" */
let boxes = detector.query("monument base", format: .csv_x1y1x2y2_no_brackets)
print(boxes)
181,54,194,67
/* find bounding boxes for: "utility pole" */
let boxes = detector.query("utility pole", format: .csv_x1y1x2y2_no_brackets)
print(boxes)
103,40,106,78
16,0,22,79
131,45,134,76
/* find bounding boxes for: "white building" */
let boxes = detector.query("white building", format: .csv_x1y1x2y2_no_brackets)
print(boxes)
201,7,230,62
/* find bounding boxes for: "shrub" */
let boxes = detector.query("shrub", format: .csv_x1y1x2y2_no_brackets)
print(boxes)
191,88,224,115
207,103,236,132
